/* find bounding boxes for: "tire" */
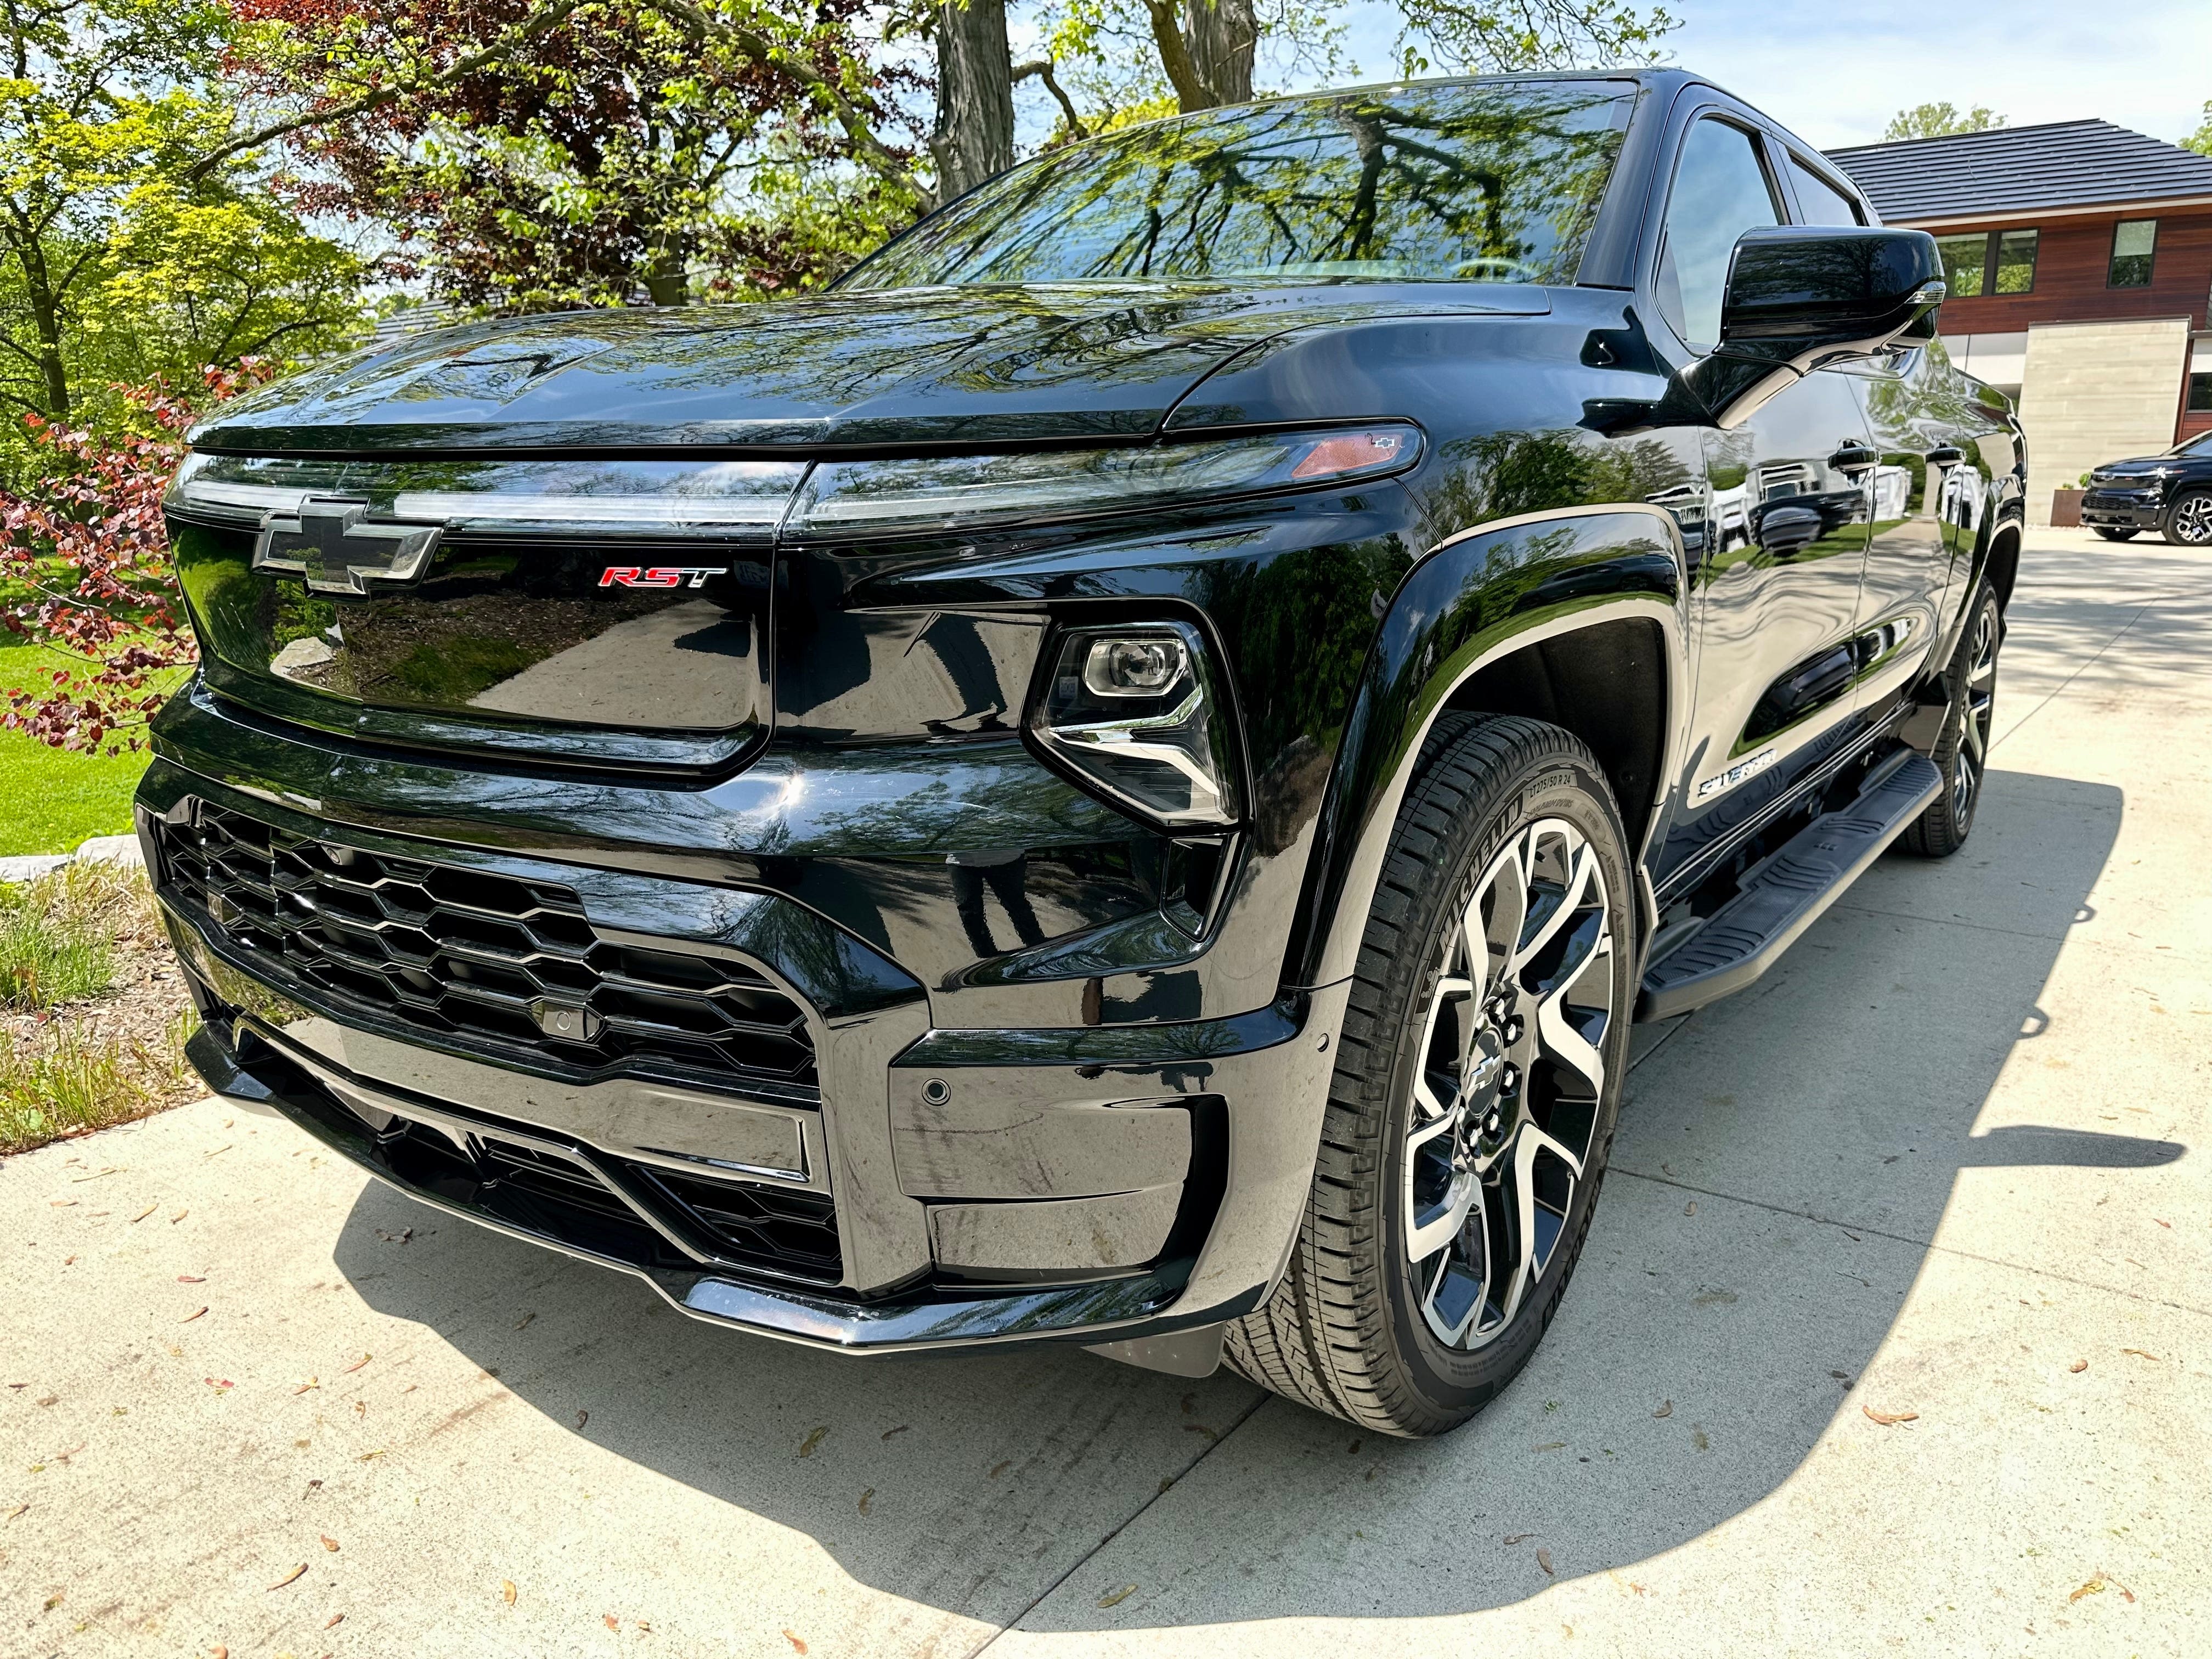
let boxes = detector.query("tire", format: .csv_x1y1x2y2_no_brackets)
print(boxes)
2162,488,2212,547
1224,714,1637,1437
2091,526,2137,542
1900,582,2000,858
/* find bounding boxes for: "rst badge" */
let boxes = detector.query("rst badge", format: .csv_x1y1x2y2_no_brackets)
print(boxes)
254,498,439,596
598,566,729,589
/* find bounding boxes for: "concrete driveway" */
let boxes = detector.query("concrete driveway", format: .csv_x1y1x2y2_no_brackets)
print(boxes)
4,528,2208,1658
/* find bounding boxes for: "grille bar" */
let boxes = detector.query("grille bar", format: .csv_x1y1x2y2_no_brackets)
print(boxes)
161,802,818,1092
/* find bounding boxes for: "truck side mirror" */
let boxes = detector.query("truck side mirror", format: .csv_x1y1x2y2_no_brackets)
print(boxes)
1688,227,1946,427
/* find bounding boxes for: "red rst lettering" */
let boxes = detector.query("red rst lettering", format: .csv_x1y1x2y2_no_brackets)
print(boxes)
598,567,641,587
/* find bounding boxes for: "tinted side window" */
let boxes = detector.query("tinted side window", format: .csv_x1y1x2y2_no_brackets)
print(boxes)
1787,155,1862,227
1657,119,1781,351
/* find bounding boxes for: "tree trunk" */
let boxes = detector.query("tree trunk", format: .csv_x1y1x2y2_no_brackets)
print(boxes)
930,0,1014,202
9,233,71,416
1184,0,1256,108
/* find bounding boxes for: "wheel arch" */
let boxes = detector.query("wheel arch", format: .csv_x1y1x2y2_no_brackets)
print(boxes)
1285,505,1691,992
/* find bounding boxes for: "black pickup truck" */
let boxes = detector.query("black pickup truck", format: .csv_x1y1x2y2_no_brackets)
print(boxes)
147,67,2024,1438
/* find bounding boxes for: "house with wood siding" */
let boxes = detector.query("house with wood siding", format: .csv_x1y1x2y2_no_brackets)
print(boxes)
1827,120,2212,524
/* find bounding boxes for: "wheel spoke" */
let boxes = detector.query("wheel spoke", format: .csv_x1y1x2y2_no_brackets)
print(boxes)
1536,930,1611,1099
1509,828,1595,976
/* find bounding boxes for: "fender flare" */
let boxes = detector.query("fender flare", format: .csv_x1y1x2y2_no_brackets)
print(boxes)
1286,504,1694,992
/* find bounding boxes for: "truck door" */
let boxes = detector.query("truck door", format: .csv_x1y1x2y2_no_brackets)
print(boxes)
1648,114,1873,879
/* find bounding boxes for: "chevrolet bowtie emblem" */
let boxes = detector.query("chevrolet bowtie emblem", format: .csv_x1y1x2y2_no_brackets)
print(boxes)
253,498,439,596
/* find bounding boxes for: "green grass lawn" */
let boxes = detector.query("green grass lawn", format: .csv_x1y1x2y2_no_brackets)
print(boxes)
0,637,165,857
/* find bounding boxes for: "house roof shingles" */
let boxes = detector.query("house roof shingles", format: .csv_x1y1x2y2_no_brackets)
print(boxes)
1825,119,2212,224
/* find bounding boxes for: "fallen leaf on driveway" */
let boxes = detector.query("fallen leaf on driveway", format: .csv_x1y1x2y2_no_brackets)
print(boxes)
857,1488,873,1516
268,1564,306,1591
319,1535,338,1553
181,1307,207,1324
130,1204,157,1222
574,1409,588,1429
1537,1547,1555,1576
343,1353,371,1374
783,1632,808,1654
210,1647,227,1658
205,1378,234,1390
2069,1361,2088,1374
1096,1586,1136,1609
1652,1400,1673,1419
204,1144,233,1159
2121,1349,2159,1362
1861,1406,1918,1426
5,1504,25,1522
1504,1533,1536,1545
49,1199,76,1208
325,1612,344,1629
2069,1578,2104,1604
605,1614,620,1632
170,1210,187,1223
501,1581,516,1606
177,1275,205,1283
357,1449,385,1462
798,1425,828,1458
1534,1441,1566,1452
294,1379,320,1395
514,1313,534,1331
881,1425,909,1441
1683,1201,1696,1216
2153,1218,2171,1228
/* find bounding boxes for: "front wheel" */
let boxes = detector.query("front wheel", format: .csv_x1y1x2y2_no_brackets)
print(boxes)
1226,714,1635,1437
1901,582,2000,857
2162,488,2212,547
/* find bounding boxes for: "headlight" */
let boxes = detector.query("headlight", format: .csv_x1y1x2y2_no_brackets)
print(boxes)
166,453,806,532
1030,621,1240,828
789,425,1419,535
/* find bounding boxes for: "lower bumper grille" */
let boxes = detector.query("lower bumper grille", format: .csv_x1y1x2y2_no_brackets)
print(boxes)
155,800,816,1093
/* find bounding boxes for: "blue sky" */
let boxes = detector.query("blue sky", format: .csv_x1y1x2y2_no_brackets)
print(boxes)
1323,0,2212,150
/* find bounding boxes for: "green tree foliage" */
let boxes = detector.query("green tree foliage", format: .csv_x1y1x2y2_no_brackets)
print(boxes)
233,0,932,308
2186,99,2212,157
0,0,364,462
1881,102,2005,142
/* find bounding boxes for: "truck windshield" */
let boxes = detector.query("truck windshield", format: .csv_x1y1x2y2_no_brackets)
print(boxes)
842,80,1635,291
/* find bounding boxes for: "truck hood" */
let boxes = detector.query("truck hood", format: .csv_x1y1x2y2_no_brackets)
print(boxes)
189,281,1549,454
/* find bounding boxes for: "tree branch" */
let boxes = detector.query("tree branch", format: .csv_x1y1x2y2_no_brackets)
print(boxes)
178,0,591,185
1012,58,1087,139
642,0,934,211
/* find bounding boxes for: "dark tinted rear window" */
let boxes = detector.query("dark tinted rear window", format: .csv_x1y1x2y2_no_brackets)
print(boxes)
844,80,1635,290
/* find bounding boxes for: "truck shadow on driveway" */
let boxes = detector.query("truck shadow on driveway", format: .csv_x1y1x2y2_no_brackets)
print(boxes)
331,767,2183,1630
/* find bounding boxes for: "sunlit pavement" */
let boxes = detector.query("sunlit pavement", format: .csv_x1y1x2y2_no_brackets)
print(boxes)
4,527,2208,1658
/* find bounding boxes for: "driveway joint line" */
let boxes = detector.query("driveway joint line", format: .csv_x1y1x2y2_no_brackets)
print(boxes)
1990,589,2192,754
1611,1165,2210,1318
964,1387,1274,1654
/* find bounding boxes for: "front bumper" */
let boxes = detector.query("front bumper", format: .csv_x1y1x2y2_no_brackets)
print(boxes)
149,778,1346,1356
2079,487,2164,529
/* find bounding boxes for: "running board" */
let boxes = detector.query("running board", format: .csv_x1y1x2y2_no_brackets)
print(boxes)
1637,751,1942,1022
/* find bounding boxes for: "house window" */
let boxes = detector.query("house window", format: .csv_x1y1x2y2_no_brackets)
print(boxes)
1993,229,2038,293
2110,219,2158,287
1936,233,1987,297
2190,373,2212,414
1932,229,2038,298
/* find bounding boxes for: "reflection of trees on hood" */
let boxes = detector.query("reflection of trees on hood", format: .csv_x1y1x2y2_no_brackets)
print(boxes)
849,84,1631,289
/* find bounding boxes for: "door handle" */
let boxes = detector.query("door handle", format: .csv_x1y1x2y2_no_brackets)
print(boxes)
1925,445,1966,466
1830,443,1878,471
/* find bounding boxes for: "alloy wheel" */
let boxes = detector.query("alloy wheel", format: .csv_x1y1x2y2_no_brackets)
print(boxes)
1403,817,1616,1350
1952,602,1998,832
2174,492,2212,546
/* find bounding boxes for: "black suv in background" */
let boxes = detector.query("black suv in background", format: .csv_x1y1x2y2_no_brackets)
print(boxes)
146,69,2024,1438
2081,432,2212,544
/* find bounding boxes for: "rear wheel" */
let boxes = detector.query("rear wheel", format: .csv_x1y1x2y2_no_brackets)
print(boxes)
1225,714,1634,1437
2092,526,2137,542
2162,488,2212,547
1901,582,2000,857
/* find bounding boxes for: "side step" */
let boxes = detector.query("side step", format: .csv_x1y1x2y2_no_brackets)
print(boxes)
1637,751,1942,1022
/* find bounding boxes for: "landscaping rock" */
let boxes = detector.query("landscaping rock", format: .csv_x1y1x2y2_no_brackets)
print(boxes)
76,833,145,868
0,853,71,884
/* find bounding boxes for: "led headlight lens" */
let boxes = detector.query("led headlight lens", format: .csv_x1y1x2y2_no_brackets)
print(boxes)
791,425,1418,535
1032,622,1239,828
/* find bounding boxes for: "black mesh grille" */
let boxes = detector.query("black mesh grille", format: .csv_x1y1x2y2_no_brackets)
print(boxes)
160,802,816,1090
644,1166,842,1279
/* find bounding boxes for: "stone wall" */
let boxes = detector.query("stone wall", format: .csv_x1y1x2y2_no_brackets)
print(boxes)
2017,317,2191,524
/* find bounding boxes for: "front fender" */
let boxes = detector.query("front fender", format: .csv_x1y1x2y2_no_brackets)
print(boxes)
1286,506,1690,991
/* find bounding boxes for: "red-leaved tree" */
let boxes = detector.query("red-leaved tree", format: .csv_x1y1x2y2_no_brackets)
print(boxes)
1,363,271,754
